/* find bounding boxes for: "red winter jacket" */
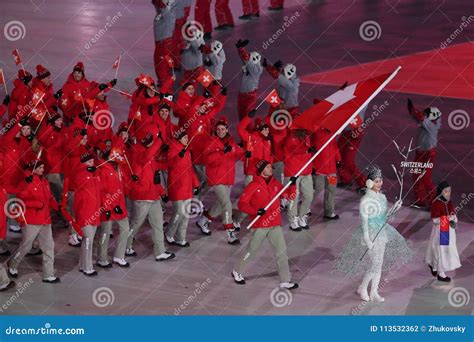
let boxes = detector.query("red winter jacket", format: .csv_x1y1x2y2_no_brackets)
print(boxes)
238,175,295,229
154,115,176,171
74,167,103,227
8,79,33,120
60,73,92,119
129,140,165,201
167,139,199,201
173,90,196,127
237,115,273,176
111,135,132,197
283,132,313,177
0,187,7,239
16,175,58,225
98,162,128,221
87,98,113,147
311,128,341,175
32,78,57,114
37,124,65,174
63,130,90,191
204,134,244,186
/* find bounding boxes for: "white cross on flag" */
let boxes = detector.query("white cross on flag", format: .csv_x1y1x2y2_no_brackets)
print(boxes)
264,89,282,107
197,69,215,88
110,147,125,164
12,49,21,66
112,56,121,69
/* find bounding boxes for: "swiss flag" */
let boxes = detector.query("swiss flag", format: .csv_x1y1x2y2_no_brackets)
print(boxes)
264,89,282,107
31,88,45,106
12,49,22,66
293,68,401,134
197,69,214,88
0,69,5,85
110,147,125,164
112,56,121,69
31,107,46,121
349,115,363,129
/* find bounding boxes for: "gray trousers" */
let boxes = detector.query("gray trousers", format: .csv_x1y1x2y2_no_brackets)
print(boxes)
273,161,284,184
6,194,18,228
193,164,209,200
0,240,9,253
234,175,254,224
47,173,63,202
0,263,10,287
167,200,191,242
236,226,290,283
67,191,80,235
98,218,130,262
127,200,165,256
80,225,97,272
208,185,233,225
9,224,55,278
286,174,314,221
313,173,337,216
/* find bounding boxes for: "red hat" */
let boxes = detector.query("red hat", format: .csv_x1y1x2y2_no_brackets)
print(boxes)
255,118,269,131
255,160,271,175
73,61,85,73
80,151,94,163
215,116,228,128
25,159,44,171
138,73,154,88
158,100,172,111
18,70,32,84
36,64,51,79
117,122,129,134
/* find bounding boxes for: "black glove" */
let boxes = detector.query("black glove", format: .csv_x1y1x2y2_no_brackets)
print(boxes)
212,79,220,86
290,176,298,185
114,206,123,215
204,58,212,67
198,44,206,52
131,174,139,182
105,210,111,219
25,175,33,183
223,145,232,153
161,195,169,204
336,160,342,169
235,39,249,48
248,109,257,118
273,60,283,69
54,89,63,99
237,142,244,148
80,128,87,136
307,146,316,154
262,58,268,67
98,83,108,91
161,144,169,152
86,166,97,173
193,187,200,196
245,151,251,158
220,87,227,96
179,149,186,158
154,170,161,184
110,79,117,87
257,208,266,216
27,133,35,142
57,204,62,213
203,89,212,98
407,98,414,111
2,95,10,106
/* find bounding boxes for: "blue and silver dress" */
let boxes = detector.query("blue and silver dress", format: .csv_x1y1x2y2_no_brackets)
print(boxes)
336,189,413,276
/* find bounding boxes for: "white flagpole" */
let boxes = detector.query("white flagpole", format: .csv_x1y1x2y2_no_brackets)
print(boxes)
246,66,402,230
114,55,121,79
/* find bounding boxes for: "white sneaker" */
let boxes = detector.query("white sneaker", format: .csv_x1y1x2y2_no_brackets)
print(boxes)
8,267,18,278
289,217,302,231
125,248,137,256
298,214,309,230
227,229,240,245
370,292,385,302
279,282,299,290
97,260,112,268
233,221,241,231
42,276,60,283
9,225,21,233
113,257,130,267
68,234,81,247
165,235,176,244
196,217,212,235
231,270,245,284
155,252,175,261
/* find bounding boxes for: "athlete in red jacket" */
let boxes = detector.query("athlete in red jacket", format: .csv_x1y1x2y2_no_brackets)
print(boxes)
8,70,33,121
232,160,298,290
196,118,244,244
8,159,60,283
166,132,200,247
126,132,175,262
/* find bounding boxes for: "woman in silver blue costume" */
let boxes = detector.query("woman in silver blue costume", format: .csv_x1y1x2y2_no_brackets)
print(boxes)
336,165,413,302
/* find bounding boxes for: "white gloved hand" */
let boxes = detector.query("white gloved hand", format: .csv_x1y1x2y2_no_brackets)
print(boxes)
388,199,403,217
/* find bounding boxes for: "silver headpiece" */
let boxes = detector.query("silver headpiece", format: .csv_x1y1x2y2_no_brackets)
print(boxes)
367,165,382,180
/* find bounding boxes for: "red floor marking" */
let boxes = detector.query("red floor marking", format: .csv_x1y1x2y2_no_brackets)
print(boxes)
301,42,474,100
